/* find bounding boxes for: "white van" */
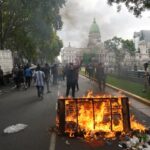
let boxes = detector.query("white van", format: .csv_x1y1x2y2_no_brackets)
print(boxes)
0,50,13,76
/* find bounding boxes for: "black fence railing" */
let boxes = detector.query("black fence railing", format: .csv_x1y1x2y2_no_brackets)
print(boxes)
109,70,145,84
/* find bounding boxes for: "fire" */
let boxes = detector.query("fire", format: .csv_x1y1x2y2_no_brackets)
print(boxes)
58,91,146,139
130,115,146,131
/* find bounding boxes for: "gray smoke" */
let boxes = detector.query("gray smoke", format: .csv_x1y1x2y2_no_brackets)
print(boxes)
58,0,150,47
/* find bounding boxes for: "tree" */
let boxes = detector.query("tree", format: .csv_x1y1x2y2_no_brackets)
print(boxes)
0,0,65,62
107,0,150,17
38,32,63,63
104,37,125,73
122,39,136,56
83,53,96,64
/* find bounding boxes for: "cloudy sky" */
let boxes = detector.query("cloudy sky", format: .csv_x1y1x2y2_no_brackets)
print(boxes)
57,0,150,48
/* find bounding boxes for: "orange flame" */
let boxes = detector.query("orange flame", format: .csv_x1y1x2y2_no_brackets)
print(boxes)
130,115,146,131
62,91,146,138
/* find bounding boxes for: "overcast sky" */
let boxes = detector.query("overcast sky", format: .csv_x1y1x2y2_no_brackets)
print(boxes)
57,0,150,48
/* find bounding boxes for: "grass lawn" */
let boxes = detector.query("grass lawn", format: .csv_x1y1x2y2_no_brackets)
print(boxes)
107,75,150,100
80,69,150,100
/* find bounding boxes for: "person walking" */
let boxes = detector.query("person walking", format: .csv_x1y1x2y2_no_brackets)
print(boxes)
143,63,149,92
88,63,94,81
75,67,79,91
24,64,32,88
66,60,81,97
33,65,45,99
18,65,24,89
51,64,58,85
43,63,51,93
96,63,106,92
0,66,4,86
12,65,19,88
58,64,63,81
63,64,68,81
75,59,82,91
0,66,4,85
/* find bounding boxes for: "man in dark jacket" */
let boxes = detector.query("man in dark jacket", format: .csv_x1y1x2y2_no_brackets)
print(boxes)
66,63,76,97
96,63,106,92
75,67,79,91
51,64,58,85
18,65,24,88
24,64,32,88
43,63,50,93
0,66,4,86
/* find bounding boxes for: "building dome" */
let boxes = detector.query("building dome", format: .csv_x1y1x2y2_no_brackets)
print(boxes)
89,18,100,34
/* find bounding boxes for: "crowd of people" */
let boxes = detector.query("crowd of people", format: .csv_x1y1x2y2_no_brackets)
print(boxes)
85,63,106,92
0,61,81,98
0,60,107,99
2,60,150,100
10,63,65,98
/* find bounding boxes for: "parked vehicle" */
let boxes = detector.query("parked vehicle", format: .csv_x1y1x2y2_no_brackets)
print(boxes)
0,50,13,82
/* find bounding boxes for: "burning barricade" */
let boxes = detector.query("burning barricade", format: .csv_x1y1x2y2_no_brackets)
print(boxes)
56,91,149,149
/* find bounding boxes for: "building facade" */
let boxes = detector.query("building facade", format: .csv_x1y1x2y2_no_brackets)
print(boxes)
60,43,83,64
61,18,103,64
134,30,150,67
61,18,114,66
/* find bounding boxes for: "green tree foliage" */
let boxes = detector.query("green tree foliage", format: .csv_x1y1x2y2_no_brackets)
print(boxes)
104,37,125,73
0,0,65,62
38,32,63,63
122,39,136,56
83,53,96,64
107,0,150,17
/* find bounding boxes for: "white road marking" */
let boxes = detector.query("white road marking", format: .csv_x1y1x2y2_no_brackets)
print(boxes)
49,132,56,150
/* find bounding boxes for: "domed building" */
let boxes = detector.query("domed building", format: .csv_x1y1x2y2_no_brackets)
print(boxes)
82,18,105,64
88,18,101,49
61,18,106,64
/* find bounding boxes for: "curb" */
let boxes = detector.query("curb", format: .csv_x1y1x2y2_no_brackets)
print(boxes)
106,83,150,106
80,73,150,106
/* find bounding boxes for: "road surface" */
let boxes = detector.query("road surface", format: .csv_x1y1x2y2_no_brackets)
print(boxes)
0,75,149,150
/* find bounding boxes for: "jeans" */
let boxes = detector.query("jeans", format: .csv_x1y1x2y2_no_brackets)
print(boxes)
25,77,31,88
53,75,57,85
75,79,79,90
66,82,75,97
36,86,44,97
45,78,50,92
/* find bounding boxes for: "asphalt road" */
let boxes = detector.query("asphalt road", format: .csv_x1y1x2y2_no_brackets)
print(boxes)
0,83,59,150
0,76,150,150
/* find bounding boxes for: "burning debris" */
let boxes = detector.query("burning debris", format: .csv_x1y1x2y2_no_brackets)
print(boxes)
56,91,147,147
118,129,150,149
57,92,145,137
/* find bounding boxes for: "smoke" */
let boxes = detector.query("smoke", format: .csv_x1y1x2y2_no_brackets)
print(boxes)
60,1,80,28
58,0,150,47
58,0,117,47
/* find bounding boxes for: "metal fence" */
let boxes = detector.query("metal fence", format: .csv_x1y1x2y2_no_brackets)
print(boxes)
110,70,145,84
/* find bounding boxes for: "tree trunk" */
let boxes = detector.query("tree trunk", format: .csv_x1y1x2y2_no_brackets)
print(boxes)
0,1,4,49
